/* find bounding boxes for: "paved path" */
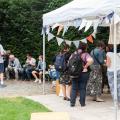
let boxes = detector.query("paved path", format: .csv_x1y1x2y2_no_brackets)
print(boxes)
0,80,53,97
26,94,120,120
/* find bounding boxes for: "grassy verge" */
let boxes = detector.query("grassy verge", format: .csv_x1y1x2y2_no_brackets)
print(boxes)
0,97,51,120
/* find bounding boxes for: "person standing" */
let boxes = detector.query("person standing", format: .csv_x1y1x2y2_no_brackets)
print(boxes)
87,41,105,102
69,43,93,107
54,44,71,100
0,44,6,85
60,45,71,101
106,44,120,106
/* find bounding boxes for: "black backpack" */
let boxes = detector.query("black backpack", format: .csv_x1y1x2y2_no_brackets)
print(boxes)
54,53,66,72
68,52,83,78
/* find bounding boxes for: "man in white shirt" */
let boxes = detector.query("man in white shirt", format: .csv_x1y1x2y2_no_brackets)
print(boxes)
0,44,6,85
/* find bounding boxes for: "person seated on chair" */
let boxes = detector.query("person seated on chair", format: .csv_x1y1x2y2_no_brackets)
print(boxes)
32,55,46,84
5,54,22,80
23,53,36,80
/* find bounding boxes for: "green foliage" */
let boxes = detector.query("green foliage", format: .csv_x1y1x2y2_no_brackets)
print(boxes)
0,0,109,66
0,97,50,120
0,0,46,64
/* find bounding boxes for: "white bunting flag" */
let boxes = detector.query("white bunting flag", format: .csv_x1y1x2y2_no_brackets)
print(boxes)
80,38,87,43
79,19,87,30
46,27,50,35
92,32,96,38
105,17,110,24
65,40,72,46
73,40,80,48
48,33,55,41
62,26,68,36
52,23,60,30
56,37,64,46
93,20,99,34
84,20,93,32
73,19,82,28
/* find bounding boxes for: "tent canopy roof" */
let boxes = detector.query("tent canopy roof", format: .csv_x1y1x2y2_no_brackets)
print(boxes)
43,0,120,27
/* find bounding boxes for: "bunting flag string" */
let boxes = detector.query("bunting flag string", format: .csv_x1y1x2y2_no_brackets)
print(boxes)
47,32,94,48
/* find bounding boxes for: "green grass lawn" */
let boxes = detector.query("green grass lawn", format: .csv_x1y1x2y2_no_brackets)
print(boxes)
0,97,51,120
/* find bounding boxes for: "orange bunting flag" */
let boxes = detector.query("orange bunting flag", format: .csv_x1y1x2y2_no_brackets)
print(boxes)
57,25,64,35
86,35,94,43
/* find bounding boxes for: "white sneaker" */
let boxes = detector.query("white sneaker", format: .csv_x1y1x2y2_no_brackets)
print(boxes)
34,79,39,83
1,80,4,85
38,80,42,84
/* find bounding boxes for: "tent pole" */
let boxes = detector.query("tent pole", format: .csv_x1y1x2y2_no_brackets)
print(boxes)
43,28,45,95
113,17,118,120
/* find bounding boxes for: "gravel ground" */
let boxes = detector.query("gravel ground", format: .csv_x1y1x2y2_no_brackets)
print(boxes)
0,80,55,97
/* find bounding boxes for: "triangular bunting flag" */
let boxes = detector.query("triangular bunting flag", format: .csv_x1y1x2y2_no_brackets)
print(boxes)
93,20,99,33
46,27,50,35
73,40,80,48
57,25,64,35
79,19,87,30
73,19,82,28
92,32,96,38
62,26,68,36
86,35,94,43
104,16,110,24
65,40,72,46
52,23,60,30
80,38,87,43
107,12,114,23
48,33,55,41
84,20,93,32
56,37,64,46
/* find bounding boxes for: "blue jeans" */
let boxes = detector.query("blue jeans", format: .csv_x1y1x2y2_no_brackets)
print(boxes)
25,68,33,80
70,72,89,106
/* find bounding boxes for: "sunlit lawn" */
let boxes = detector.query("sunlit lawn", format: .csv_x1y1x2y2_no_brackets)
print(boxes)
0,97,51,120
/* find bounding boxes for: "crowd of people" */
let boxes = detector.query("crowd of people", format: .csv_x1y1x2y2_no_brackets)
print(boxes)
51,41,120,108
0,44,45,85
0,41,120,108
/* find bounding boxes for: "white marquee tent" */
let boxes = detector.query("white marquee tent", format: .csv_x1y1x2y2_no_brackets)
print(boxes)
42,0,120,119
